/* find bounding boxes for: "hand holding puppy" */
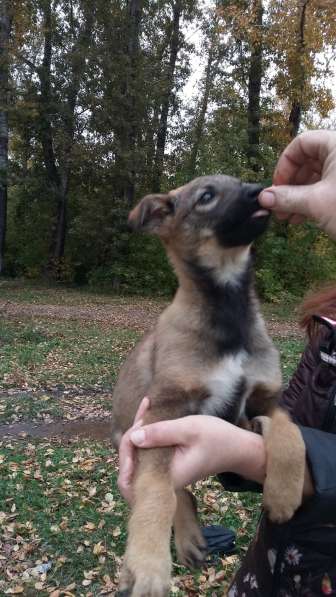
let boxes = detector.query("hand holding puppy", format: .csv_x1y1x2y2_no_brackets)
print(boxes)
118,398,266,503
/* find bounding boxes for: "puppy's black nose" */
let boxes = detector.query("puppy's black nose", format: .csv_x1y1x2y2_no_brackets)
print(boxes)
242,183,264,201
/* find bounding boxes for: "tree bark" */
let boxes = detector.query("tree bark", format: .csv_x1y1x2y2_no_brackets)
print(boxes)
113,0,143,207
38,0,94,271
38,0,63,271
0,0,12,274
246,0,263,173
152,0,182,192
288,0,309,138
187,36,216,178
52,1,94,264
125,0,143,206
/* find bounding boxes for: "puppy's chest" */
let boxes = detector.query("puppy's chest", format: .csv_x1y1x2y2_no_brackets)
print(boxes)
200,351,248,421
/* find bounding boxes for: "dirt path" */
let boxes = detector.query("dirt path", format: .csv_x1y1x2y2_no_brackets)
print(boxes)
0,418,114,441
0,299,302,337
265,317,302,338
0,299,165,332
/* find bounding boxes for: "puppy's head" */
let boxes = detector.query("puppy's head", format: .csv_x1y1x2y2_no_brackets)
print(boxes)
129,175,269,244
128,175,270,269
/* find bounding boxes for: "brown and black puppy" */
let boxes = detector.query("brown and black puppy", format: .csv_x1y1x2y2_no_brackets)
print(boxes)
112,175,306,597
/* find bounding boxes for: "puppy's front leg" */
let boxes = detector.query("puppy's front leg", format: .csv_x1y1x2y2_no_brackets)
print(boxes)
118,446,176,597
263,408,306,524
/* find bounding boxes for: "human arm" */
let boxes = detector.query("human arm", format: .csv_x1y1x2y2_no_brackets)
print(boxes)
118,410,267,503
259,130,336,238
118,405,316,505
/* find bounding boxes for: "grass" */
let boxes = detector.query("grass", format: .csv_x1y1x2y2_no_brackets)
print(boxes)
0,319,138,390
0,438,127,596
0,391,63,424
261,295,300,321
274,337,305,383
0,278,167,307
0,436,262,596
0,281,305,595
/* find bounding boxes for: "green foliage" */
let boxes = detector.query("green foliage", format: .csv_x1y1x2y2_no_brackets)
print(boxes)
255,221,336,301
87,235,177,296
2,0,336,298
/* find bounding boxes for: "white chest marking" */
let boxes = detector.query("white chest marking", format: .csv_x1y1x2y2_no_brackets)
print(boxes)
214,249,250,288
201,351,247,416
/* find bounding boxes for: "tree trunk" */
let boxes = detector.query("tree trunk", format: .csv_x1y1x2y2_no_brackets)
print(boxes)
114,0,143,207
246,0,263,173
51,2,94,265
38,0,94,271
152,0,182,192
0,0,12,274
144,30,172,187
38,0,63,272
288,0,309,138
125,0,143,206
188,37,216,178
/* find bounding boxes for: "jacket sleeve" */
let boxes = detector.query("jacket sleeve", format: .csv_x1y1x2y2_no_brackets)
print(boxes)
284,325,336,506
300,426,336,508
219,423,336,499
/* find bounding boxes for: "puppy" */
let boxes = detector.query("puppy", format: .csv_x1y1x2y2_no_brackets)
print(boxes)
112,175,306,597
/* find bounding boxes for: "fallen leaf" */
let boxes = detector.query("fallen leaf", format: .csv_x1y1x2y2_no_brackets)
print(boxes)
82,579,91,586
5,587,24,595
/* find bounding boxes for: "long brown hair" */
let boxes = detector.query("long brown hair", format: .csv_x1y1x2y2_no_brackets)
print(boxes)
299,284,336,338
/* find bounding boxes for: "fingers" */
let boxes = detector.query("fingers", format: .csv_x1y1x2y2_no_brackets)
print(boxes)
272,130,329,186
117,398,150,502
134,396,150,424
117,419,143,503
130,417,196,448
118,417,192,502
259,183,320,218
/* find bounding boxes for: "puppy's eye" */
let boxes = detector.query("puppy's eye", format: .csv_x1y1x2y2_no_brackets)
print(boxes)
195,188,218,212
199,190,215,204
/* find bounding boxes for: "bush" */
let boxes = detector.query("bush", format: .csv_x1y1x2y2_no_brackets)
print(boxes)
255,221,336,301
88,235,177,296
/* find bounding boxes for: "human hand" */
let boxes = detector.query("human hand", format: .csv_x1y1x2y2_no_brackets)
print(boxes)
259,130,336,239
118,404,266,503
116,397,150,503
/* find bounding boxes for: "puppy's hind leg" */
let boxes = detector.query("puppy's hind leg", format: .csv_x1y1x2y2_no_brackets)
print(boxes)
263,408,306,524
174,489,207,569
119,446,176,597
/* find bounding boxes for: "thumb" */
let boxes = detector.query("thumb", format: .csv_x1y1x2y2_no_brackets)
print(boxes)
130,417,193,448
259,184,315,217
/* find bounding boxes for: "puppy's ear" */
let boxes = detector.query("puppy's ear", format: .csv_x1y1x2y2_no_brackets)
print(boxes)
128,194,175,233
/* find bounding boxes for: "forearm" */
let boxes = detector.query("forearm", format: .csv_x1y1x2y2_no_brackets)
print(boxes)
220,425,314,500
226,427,267,485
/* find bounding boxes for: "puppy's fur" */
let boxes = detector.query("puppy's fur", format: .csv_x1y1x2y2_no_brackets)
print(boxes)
112,175,306,597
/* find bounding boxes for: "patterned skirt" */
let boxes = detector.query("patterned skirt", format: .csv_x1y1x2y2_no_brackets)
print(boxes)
227,509,336,597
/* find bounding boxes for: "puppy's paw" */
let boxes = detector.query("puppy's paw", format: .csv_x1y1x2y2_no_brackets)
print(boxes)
263,477,303,524
118,553,171,597
132,572,170,597
117,561,134,596
175,525,207,569
250,415,272,436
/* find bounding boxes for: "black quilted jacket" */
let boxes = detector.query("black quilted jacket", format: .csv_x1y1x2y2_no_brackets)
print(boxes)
226,318,336,597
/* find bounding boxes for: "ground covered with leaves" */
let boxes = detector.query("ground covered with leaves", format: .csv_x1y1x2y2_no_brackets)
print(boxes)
0,281,305,596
